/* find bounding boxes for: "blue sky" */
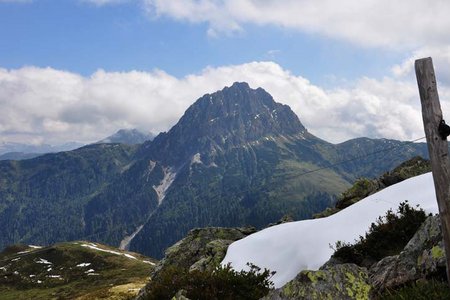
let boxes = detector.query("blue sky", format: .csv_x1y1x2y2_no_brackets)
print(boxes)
1,0,450,145
0,0,405,85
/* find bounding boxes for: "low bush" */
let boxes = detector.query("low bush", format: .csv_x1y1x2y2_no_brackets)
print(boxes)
333,201,428,266
144,263,275,300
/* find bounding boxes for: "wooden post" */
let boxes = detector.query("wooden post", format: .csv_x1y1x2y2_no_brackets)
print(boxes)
415,57,450,285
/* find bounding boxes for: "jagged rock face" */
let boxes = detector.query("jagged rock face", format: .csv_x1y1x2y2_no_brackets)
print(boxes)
140,82,307,166
369,215,446,293
177,82,306,143
263,264,371,300
136,226,255,300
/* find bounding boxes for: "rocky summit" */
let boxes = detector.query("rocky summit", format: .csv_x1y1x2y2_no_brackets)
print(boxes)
0,82,429,259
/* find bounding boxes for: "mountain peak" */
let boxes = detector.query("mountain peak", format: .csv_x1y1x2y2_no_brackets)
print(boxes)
97,128,154,145
143,82,307,165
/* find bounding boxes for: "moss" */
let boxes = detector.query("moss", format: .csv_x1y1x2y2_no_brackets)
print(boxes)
305,270,326,283
344,270,371,300
417,254,423,266
431,246,445,259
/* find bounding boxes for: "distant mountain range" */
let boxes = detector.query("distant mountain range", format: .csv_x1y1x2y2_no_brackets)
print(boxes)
0,142,84,160
0,129,154,161
0,82,428,258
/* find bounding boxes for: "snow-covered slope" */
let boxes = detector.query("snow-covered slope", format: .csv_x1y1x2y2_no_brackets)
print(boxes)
222,172,439,288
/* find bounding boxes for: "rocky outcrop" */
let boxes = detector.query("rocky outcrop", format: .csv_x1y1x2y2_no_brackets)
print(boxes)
336,157,430,210
263,264,371,300
136,226,255,300
316,157,431,218
369,215,445,293
153,226,256,276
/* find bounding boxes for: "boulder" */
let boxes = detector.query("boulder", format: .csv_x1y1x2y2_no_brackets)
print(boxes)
369,215,445,293
263,264,371,300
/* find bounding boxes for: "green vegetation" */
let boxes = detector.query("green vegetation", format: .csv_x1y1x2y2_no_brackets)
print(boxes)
332,202,428,266
0,241,156,299
144,263,275,300
378,279,450,300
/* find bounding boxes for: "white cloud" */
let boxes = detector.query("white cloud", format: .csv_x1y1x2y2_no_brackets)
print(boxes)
2,61,447,145
392,45,450,85
143,0,450,49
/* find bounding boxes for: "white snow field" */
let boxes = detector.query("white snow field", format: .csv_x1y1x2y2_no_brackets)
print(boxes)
222,172,439,288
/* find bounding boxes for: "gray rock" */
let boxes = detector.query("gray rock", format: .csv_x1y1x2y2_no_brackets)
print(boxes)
369,215,446,293
263,264,371,300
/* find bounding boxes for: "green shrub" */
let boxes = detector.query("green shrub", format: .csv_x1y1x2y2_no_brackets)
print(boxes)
144,263,275,300
333,201,428,267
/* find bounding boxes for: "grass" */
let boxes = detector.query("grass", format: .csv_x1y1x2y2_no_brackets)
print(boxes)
378,279,450,300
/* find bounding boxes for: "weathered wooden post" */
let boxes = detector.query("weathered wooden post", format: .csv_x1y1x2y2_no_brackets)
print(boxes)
415,57,450,285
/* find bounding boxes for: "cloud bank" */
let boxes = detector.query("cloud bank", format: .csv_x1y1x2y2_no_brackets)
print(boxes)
2,59,448,145
144,0,450,48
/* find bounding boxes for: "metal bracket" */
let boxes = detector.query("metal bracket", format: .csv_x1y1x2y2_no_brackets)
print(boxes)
438,120,450,140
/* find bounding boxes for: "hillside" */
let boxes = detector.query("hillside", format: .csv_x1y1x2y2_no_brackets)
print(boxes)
0,82,429,259
0,241,157,299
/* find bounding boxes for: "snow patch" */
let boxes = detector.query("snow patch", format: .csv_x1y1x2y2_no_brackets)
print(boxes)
191,153,202,164
85,269,95,273
124,253,137,260
35,258,52,265
81,243,138,261
119,224,144,250
222,173,439,288
82,243,122,255
143,260,156,265
47,275,62,279
47,267,52,272
0,266,7,271
152,167,176,205
17,250,32,254
11,257,20,262
28,245,42,249
88,273,100,276
29,274,35,278
76,263,91,267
